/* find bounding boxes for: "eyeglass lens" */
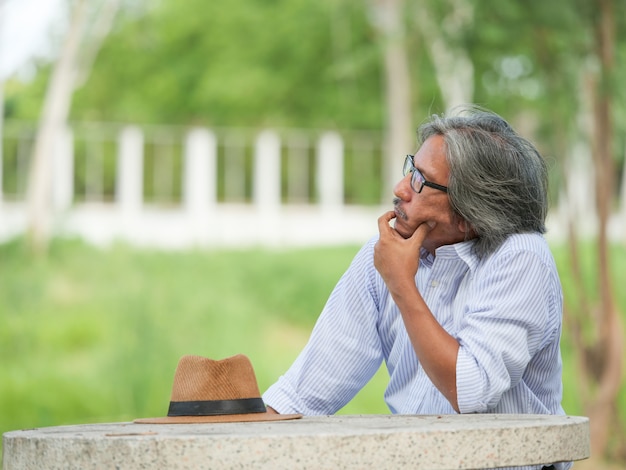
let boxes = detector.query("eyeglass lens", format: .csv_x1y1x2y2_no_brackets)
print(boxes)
403,155,424,193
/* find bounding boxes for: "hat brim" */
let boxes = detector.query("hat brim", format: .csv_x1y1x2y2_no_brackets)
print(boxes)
133,412,302,424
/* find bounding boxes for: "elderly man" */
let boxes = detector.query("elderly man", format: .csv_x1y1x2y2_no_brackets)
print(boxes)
263,107,567,470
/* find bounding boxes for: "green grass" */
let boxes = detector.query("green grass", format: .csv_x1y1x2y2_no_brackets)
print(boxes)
0,238,388,449
551,242,626,429
1,237,625,461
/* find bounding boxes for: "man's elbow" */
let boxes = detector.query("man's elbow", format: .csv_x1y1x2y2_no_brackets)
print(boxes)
444,387,460,413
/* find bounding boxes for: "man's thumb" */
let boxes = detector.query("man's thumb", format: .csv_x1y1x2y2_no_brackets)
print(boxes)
411,221,434,246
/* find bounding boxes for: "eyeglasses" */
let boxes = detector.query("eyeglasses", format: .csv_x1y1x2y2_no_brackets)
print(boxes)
403,155,448,194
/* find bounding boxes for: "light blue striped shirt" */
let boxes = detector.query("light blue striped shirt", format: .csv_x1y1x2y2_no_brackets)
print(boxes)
264,233,569,470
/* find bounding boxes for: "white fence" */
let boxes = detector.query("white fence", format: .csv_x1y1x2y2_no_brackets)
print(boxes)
1,121,624,248
0,122,388,248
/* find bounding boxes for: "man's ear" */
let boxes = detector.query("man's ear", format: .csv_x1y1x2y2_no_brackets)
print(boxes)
457,218,475,236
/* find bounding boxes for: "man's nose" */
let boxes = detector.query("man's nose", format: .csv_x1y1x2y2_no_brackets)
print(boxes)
394,174,412,199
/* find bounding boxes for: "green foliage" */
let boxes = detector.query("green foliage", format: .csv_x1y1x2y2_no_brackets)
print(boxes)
2,62,51,121
66,0,384,129
0,238,390,457
5,0,626,172
551,241,626,427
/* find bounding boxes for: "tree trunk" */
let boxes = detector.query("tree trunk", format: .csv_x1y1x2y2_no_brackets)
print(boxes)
26,0,88,254
621,143,626,245
0,0,7,203
586,0,624,457
414,0,474,112
370,0,414,199
564,0,626,459
25,0,120,255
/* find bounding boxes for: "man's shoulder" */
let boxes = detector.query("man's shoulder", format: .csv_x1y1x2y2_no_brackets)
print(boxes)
499,232,550,254
486,232,555,269
344,235,379,272
358,235,380,257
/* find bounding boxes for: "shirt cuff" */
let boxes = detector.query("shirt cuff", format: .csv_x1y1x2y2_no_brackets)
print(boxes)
263,376,309,415
456,347,487,414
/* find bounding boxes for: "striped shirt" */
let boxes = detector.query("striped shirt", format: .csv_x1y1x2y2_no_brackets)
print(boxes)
263,232,569,470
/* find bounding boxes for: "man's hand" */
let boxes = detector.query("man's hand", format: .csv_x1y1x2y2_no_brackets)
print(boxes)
374,211,459,412
374,211,433,297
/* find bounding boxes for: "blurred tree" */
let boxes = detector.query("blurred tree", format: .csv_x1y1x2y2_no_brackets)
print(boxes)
566,0,625,459
504,0,626,460
412,0,474,111
474,0,626,460
368,0,414,197
26,0,120,254
70,0,385,130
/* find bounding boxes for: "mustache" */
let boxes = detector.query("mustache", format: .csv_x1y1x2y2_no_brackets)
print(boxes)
393,197,408,220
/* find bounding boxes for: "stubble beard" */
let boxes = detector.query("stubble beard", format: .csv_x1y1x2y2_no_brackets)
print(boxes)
393,197,408,221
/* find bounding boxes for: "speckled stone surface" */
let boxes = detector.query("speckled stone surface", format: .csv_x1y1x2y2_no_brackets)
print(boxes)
3,414,589,469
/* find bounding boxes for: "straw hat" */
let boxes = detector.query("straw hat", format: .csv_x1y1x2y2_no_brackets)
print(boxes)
134,354,301,423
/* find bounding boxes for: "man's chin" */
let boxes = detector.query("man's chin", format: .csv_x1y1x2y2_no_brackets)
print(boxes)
393,220,413,239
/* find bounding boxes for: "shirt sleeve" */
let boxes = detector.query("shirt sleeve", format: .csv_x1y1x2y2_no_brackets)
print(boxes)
263,239,384,415
455,247,561,414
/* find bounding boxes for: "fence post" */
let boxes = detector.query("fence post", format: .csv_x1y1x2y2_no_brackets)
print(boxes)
53,126,74,212
317,131,344,213
116,126,143,216
253,130,281,214
184,128,217,217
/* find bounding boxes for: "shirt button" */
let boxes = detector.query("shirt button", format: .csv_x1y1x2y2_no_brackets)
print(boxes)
430,280,439,287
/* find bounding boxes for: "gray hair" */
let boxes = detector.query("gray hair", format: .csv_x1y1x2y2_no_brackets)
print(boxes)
419,106,548,258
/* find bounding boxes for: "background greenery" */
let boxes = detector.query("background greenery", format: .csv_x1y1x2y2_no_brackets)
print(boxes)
0,238,386,460
1,237,625,461
6,0,625,149
2,0,626,465
4,0,623,222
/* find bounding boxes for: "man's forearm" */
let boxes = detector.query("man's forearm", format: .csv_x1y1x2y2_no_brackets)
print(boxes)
392,285,460,412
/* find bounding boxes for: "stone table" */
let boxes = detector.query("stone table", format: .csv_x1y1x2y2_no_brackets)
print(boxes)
2,414,589,469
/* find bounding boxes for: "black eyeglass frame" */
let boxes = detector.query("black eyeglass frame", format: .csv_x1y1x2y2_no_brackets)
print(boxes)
403,155,448,194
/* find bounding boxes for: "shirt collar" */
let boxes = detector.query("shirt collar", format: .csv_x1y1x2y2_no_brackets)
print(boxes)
420,239,479,271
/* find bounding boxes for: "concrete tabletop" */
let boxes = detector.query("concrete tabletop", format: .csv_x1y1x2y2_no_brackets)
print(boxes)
2,414,590,469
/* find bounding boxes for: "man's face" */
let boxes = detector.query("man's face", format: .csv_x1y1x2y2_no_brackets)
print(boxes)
392,134,470,253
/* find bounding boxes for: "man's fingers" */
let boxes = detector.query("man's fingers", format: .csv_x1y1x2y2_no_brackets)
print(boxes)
409,222,434,248
377,211,397,235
